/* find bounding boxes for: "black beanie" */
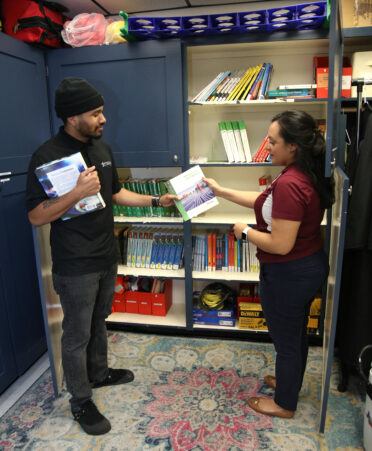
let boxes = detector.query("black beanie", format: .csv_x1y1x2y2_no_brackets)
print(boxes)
55,77,104,118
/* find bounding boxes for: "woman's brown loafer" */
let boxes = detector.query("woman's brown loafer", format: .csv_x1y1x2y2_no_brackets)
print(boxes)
248,397,294,418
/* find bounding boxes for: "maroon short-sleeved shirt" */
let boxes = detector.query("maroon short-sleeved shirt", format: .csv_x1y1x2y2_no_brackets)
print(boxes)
253,164,324,263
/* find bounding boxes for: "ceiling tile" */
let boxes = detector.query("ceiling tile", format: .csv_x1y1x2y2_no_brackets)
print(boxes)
58,0,106,17
56,0,295,18
96,0,187,15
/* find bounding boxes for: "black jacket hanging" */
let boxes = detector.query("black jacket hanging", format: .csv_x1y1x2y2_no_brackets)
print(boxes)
344,108,372,250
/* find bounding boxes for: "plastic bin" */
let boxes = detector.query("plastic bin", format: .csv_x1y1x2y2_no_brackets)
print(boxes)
128,17,158,40
210,12,239,35
155,17,182,38
238,10,267,32
181,14,211,37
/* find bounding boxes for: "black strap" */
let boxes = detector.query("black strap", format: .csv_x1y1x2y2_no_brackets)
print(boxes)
36,1,65,44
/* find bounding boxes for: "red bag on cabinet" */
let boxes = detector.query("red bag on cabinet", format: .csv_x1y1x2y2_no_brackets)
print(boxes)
1,0,70,48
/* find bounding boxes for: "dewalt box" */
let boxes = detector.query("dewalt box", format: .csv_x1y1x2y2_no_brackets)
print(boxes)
238,302,267,330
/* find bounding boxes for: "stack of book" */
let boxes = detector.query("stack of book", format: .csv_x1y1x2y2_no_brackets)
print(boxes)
218,120,252,163
252,135,270,162
113,177,180,218
191,63,273,102
115,225,184,271
192,230,260,273
266,83,317,100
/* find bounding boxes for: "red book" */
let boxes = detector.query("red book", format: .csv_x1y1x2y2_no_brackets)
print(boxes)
207,233,213,271
212,233,217,271
228,232,235,272
253,135,268,162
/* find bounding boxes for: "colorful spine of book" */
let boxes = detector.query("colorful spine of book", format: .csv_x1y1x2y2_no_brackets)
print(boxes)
155,234,166,269
228,232,235,272
145,231,154,268
218,69,245,102
173,234,183,270
167,233,177,270
210,72,232,101
245,63,265,101
199,71,231,102
226,67,253,101
135,230,144,267
191,71,224,102
212,233,216,271
267,89,312,97
161,233,171,269
150,233,160,269
252,135,269,162
126,230,133,267
235,65,261,101
259,63,273,99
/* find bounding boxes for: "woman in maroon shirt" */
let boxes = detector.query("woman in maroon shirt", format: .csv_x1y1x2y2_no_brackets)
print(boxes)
204,110,334,418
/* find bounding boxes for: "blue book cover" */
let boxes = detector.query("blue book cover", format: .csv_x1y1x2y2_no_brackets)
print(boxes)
35,152,105,221
237,239,241,272
173,235,183,270
167,234,177,270
150,234,160,269
162,233,172,269
224,234,229,271
156,234,166,269
259,63,273,99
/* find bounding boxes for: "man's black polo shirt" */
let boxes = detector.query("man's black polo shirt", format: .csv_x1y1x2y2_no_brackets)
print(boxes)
26,127,122,276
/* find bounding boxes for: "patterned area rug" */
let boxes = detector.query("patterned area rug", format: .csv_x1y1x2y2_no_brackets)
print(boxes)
0,331,365,450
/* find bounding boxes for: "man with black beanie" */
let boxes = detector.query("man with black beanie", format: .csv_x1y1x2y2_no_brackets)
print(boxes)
26,77,177,435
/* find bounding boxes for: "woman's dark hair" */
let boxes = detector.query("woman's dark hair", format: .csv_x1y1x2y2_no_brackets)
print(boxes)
271,110,335,209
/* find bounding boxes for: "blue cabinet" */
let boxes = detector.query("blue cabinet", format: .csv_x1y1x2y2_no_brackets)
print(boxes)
46,39,185,168
0,34,49,393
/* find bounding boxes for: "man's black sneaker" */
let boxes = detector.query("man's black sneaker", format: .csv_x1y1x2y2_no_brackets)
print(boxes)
72,400,111,435
91,368,135,388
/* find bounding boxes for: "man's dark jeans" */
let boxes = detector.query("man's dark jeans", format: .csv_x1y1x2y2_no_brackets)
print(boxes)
53,263,117,411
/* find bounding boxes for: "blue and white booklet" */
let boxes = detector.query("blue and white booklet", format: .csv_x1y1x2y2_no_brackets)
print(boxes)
165,165,219,221
35,152,105,221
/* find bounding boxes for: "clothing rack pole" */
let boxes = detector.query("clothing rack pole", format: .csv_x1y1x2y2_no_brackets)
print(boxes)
351,78,372,155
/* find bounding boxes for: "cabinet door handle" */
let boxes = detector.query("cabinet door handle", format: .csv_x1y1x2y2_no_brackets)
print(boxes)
173,154,179,163
0,178,10,192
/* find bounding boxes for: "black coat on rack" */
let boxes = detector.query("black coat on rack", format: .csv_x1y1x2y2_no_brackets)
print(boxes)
337,107,372,387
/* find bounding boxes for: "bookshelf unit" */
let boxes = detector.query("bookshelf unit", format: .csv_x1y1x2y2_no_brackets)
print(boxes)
182,33,333,335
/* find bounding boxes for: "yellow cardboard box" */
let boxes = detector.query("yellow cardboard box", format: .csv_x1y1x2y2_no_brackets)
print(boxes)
342,0,372,28
238,302,268,330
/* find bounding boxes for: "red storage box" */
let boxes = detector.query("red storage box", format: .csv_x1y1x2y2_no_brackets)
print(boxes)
112,293,126,313
151,279,172,316
314,56,352,98
138,298,152,315
125,291,140,313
